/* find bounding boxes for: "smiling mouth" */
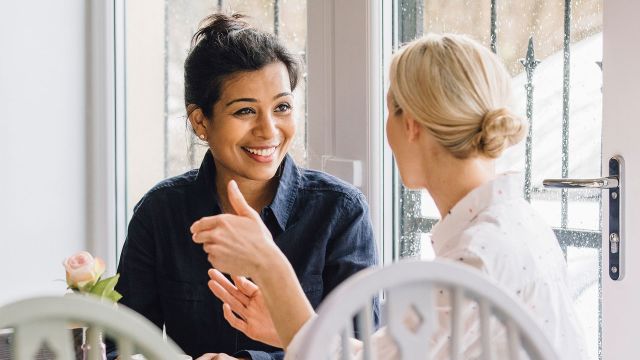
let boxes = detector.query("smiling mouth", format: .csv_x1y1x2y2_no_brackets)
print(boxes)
241,146,279,157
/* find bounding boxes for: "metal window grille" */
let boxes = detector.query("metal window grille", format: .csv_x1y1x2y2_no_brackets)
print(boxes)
391,4,602,354
393,0,602,260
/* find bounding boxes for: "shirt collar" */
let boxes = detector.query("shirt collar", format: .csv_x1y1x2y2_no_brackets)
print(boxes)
267,154,301,231
430,172,523,254
195,150,222,214
195,151,300,231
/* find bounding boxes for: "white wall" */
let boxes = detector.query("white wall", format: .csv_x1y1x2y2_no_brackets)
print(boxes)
0,0,88,305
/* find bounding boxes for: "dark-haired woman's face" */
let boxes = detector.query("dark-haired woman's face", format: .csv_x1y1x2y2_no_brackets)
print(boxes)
206,62,295,181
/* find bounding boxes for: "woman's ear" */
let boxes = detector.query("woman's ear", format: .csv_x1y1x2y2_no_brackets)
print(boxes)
403,112,422,142
188,106,209,140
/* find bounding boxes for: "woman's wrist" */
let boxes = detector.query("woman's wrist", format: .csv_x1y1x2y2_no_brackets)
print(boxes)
251,247,315,348
252,244,289,282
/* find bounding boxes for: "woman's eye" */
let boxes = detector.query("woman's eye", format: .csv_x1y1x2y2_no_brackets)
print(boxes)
275,103,292,112
234,107,255,116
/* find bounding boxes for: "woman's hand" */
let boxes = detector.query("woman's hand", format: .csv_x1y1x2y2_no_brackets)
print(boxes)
193,180,316,350
191,180,281,277
195,354,246,360
207,268,282,348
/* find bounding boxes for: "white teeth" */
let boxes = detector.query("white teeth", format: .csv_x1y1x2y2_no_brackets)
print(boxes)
244,146,277,157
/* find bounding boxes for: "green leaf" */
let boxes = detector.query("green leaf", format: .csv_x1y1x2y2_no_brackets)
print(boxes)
106,290,123,303
90,274,120,299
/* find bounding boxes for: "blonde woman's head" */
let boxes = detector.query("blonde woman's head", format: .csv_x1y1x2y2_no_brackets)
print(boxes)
387,33,525,162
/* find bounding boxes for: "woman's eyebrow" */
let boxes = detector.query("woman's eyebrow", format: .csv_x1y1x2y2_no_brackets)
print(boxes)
273,92,292,99
225,98,257,107
225,92,292,107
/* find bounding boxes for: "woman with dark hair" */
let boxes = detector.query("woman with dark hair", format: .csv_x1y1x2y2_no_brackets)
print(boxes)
110,13,379,360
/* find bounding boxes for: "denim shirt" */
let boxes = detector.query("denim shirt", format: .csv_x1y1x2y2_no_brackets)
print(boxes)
110,151,379,360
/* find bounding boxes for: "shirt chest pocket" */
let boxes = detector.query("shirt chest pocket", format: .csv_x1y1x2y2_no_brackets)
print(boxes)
160,278,208,301
159,278,210,326
158,278,216,349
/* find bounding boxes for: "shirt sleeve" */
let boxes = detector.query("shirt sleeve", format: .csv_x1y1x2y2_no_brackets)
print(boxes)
106,199,163,357
234,350,285,360
322,192,381,331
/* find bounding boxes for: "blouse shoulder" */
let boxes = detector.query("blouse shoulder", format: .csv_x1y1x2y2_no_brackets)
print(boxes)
453,200,565,285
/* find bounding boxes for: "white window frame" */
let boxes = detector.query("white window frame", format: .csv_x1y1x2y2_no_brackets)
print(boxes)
88,0,127,273
306,0,390,264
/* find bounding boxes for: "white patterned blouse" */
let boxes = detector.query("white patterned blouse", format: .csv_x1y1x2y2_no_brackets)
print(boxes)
286,173,588,359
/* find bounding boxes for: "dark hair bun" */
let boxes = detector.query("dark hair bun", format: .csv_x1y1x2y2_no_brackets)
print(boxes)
184,12,301,120
191,13,251,47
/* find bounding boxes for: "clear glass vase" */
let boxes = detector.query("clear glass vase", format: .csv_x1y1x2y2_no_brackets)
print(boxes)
75,327,106,360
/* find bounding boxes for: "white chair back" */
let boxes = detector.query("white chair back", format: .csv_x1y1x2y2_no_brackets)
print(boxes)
297,260,560,360
0,295,184,360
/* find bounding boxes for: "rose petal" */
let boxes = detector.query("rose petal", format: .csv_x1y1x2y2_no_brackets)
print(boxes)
94,257,106,279
64,251,99,290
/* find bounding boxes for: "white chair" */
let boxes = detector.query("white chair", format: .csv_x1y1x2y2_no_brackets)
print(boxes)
296,260,560,360
0,295,184,360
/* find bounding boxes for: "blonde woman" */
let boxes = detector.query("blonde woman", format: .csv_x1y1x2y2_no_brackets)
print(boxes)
191,33,588,359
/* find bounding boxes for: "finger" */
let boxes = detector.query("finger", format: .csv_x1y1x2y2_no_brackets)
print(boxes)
195,354,217,360
207,253,218,268
192,230,212,245
213,353,233,360
203,243,217,255
193,229,224,246
208,269,250,306
222,302,249,333
190,215,229,235
208,280,249,316
231,275,259,297
227,180,258,218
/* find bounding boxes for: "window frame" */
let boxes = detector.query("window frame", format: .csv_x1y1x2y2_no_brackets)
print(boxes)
306,0,387,264
89,0,127,273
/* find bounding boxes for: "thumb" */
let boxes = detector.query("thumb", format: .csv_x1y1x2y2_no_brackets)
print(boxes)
227,180,257,218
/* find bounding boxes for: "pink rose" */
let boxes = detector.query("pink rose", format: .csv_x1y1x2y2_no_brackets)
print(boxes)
63,251,106,291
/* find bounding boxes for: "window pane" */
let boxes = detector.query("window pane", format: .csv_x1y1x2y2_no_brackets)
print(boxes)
125,0,308,217
393,1,602,358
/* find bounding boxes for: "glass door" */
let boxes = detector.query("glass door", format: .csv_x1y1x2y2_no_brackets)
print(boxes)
600,1,640,358
389,1,603,358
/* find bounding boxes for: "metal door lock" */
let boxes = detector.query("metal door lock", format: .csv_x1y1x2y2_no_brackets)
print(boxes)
544,156,625,281
610,233,620,254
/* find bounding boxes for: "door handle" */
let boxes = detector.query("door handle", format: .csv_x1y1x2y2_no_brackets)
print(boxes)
543,156,624,280
542,176,618,189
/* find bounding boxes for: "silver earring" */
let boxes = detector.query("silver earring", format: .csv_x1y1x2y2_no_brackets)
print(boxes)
199,134,205,140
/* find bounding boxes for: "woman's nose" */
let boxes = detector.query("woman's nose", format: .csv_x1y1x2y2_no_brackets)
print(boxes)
253,113,278,139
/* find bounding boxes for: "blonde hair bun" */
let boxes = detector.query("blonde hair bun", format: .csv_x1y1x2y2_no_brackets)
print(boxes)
389,33,527,160
473,108,526,158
